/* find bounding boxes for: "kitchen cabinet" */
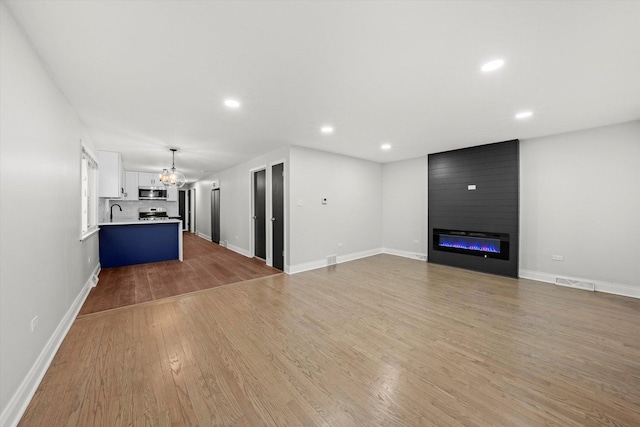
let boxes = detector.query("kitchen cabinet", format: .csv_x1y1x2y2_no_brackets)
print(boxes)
123,171,139,200
99,220,183,267
166,185,178,202
98,151,123,198
138,172,162,187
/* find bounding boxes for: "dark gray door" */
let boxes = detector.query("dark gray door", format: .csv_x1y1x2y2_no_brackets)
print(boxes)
178,190,186,230
253,170,266,259
271,163,284,270
211,188,220,244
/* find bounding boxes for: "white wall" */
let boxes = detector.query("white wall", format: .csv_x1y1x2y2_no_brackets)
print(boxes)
0,4,100,425
194,147,289,262
520,120,640,295
382,156,428,259
288,146,383,272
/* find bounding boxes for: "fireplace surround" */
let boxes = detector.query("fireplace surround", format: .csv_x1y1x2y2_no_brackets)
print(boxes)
428,140,519,277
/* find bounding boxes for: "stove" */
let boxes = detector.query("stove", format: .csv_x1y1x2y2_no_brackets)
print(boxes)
138,207,169,221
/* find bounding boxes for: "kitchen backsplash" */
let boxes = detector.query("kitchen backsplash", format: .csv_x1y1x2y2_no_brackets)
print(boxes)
100,199,179,223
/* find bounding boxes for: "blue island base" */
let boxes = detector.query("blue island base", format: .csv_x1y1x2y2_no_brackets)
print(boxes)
99,222,181,268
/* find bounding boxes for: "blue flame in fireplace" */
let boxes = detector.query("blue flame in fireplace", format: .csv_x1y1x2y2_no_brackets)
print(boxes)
439,235,500,253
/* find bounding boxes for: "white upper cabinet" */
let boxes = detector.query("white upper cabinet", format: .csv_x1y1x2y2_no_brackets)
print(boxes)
138,172,162,187
123,171,139,200
166,185,178,202
98,151,122,198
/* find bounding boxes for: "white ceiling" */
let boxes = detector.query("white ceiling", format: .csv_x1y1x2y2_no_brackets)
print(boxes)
6,0,640,183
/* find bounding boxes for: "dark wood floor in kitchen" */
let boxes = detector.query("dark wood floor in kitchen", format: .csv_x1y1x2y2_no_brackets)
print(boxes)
78,232,282,316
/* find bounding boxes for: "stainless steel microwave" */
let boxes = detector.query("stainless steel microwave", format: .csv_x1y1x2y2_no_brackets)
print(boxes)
138,187,167,200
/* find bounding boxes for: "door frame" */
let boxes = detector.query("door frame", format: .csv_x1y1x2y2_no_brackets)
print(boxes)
179,189,188,231
190,188,196,233
211,188,221,244
269,160,286,270
248,161,286,268
250,166,267,260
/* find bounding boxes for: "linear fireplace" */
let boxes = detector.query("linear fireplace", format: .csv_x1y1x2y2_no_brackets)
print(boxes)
433,229,510,260
428,139,519,277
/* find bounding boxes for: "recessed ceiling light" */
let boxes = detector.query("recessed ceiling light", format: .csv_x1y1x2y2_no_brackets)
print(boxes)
481,59,505,72
321,126,334,134
515,111,533,119
224,98,241,108
381,143,392,151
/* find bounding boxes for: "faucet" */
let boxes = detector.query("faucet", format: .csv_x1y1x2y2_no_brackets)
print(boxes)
110,204,122,222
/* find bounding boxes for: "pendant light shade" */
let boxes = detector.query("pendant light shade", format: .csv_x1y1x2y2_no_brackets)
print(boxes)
160,149,186,188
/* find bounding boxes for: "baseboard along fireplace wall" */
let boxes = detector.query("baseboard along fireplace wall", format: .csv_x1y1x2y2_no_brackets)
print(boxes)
428,140,519,277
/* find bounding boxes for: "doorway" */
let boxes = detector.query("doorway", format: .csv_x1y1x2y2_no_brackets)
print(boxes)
211,188,220,244
253,169,266,259
271,163,284,270
179,190,188,231
191,189,196,233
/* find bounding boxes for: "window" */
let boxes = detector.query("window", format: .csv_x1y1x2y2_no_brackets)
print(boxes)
81,146,99,239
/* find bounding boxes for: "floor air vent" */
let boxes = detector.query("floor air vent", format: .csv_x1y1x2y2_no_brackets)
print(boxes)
555,277,595,292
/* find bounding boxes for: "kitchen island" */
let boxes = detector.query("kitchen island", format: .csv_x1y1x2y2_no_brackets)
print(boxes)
98,220,183,268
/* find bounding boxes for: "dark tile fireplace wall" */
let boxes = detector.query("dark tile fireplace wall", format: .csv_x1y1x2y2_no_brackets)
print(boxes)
428,140,519,277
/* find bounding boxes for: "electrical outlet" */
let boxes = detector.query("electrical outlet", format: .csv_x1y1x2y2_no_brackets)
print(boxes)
31,316,39,332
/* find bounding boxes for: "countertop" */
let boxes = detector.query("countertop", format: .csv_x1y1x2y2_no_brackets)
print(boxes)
99,219,182,226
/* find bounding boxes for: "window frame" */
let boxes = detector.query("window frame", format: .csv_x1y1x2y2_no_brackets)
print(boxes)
80,146,99,241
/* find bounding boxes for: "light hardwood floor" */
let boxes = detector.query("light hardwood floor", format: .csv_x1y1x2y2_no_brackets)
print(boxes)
20,255,640,426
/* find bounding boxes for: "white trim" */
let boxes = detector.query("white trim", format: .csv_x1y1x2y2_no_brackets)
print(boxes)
249,166,267,261
79,226,100,242
178,223,183,261
196,231,212,241
195,233,252,258
0,268,96,427
288,248,383,274
90,262,101,287
268,159,287,269
226,243,252,258
288,259,330,275
519,269,639,299
595,281,640,299
382,248,427,261
337,248,383,264
518,269,555,284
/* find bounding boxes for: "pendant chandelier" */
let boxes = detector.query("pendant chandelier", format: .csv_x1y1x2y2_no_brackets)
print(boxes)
159,148,186,188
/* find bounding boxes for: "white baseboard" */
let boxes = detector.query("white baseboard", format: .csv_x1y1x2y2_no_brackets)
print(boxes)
518,269,555,284
382,248,428,261
194,233,251,258
288,248,384,275
90,262,101,287
196,231,212,241
519,269,639,299
226,243,252,258
0,267,97,427
288,259,327,274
